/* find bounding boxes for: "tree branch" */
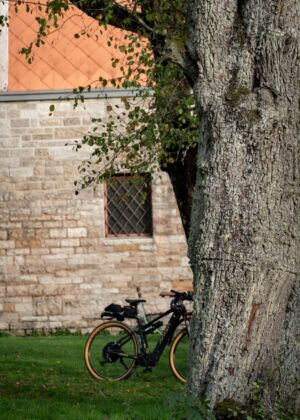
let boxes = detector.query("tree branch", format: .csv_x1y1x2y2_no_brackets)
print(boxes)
70,1,197,85
70,0,153,35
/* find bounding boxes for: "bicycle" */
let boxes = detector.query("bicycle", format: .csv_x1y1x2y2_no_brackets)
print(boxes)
84,289,193,383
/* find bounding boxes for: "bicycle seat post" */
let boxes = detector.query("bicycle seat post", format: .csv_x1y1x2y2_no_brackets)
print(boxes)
136,287,148,324
137,301,147,324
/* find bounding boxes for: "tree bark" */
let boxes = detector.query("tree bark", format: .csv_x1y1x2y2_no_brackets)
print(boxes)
186,0,299,411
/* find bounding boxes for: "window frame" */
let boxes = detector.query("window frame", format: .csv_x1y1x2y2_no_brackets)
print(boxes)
104,174,153,238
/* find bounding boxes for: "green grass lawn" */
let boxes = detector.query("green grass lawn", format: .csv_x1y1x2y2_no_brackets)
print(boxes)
0,334,188,420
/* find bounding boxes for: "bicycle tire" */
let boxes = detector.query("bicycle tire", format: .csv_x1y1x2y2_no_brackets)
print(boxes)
169,328,188,383
84,321,138,381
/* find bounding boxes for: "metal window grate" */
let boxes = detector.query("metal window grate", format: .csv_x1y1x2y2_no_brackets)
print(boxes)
104,175,153,236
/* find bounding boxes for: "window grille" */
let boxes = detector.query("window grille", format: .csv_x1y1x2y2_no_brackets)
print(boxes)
104,175,153,237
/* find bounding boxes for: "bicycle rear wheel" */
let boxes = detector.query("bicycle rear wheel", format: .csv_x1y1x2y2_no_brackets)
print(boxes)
169,328,189,383
84,321,138,381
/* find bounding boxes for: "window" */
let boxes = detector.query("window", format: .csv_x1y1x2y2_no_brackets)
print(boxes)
104,175,153,237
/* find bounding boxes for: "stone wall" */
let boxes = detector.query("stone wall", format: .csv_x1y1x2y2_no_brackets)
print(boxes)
0,93,192,334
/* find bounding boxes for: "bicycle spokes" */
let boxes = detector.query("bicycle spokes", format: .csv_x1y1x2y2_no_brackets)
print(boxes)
87,325,137,380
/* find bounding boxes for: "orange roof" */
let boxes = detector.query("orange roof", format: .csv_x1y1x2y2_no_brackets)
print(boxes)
8,2,131,91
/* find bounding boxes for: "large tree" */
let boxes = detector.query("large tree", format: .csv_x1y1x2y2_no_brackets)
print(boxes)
185,0,299,413
77,0,299,413
5,0,299,414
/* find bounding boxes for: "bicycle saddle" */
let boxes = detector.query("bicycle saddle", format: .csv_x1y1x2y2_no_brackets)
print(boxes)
125,299,146,306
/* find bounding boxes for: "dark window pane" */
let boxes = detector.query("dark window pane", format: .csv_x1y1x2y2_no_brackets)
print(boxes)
105,175,152,236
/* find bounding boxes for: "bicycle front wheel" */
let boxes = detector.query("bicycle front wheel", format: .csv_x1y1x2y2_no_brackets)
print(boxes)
84,321,138,381
169,328,189,383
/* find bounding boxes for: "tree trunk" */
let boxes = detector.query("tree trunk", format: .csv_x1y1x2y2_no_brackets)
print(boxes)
186,0,299,411
163,144,197,238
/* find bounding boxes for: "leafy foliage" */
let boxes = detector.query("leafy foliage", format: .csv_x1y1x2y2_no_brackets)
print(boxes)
68,1,198,190
74,62,197,190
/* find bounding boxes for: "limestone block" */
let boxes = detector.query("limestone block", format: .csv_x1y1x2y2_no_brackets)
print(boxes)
2,313,19,324
38,275,62,284
43,221,62,228
30,119,38,128
0,240,15,249
61,239,80,247
80,238,98,247
44,239,61,248
18,103,37,110
41,255,68,265
15,302,32,314
80,283,100,291
0,167,9,176
54,128,83,140
21,316,47,322
0,157,20,168
10,167,33,177
63,298,80,315
0,113,10,128
11,119,30,128
32,133,54,141
0,256,13,265
31,248,50,256
43,283,79,296
63,117,81,126
14,274,38,283
0,135,22,147
13,148,35,158
48,321,63,328
24,255,47,267
34,296,62,316
85,226,102,238
49,229,67,238
67,227,87,238
112,243,140,252
71,277,83,284
15,240,41,249
62,220,78,228
50,247,74,256
136,259,157,268
24,321,49,330
6,285,42,297
45,166,64,176
3,303,15,312
7,110,20,118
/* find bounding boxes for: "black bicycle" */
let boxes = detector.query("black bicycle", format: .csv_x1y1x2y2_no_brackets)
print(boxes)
84,289,193,383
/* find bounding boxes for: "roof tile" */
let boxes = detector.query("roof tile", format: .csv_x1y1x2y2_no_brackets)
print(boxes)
8,2,133,91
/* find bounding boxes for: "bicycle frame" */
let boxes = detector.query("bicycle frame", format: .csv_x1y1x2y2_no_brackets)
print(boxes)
134,307,188,366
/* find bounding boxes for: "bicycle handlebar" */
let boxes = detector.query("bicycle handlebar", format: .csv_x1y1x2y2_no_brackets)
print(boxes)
160,289,193,301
